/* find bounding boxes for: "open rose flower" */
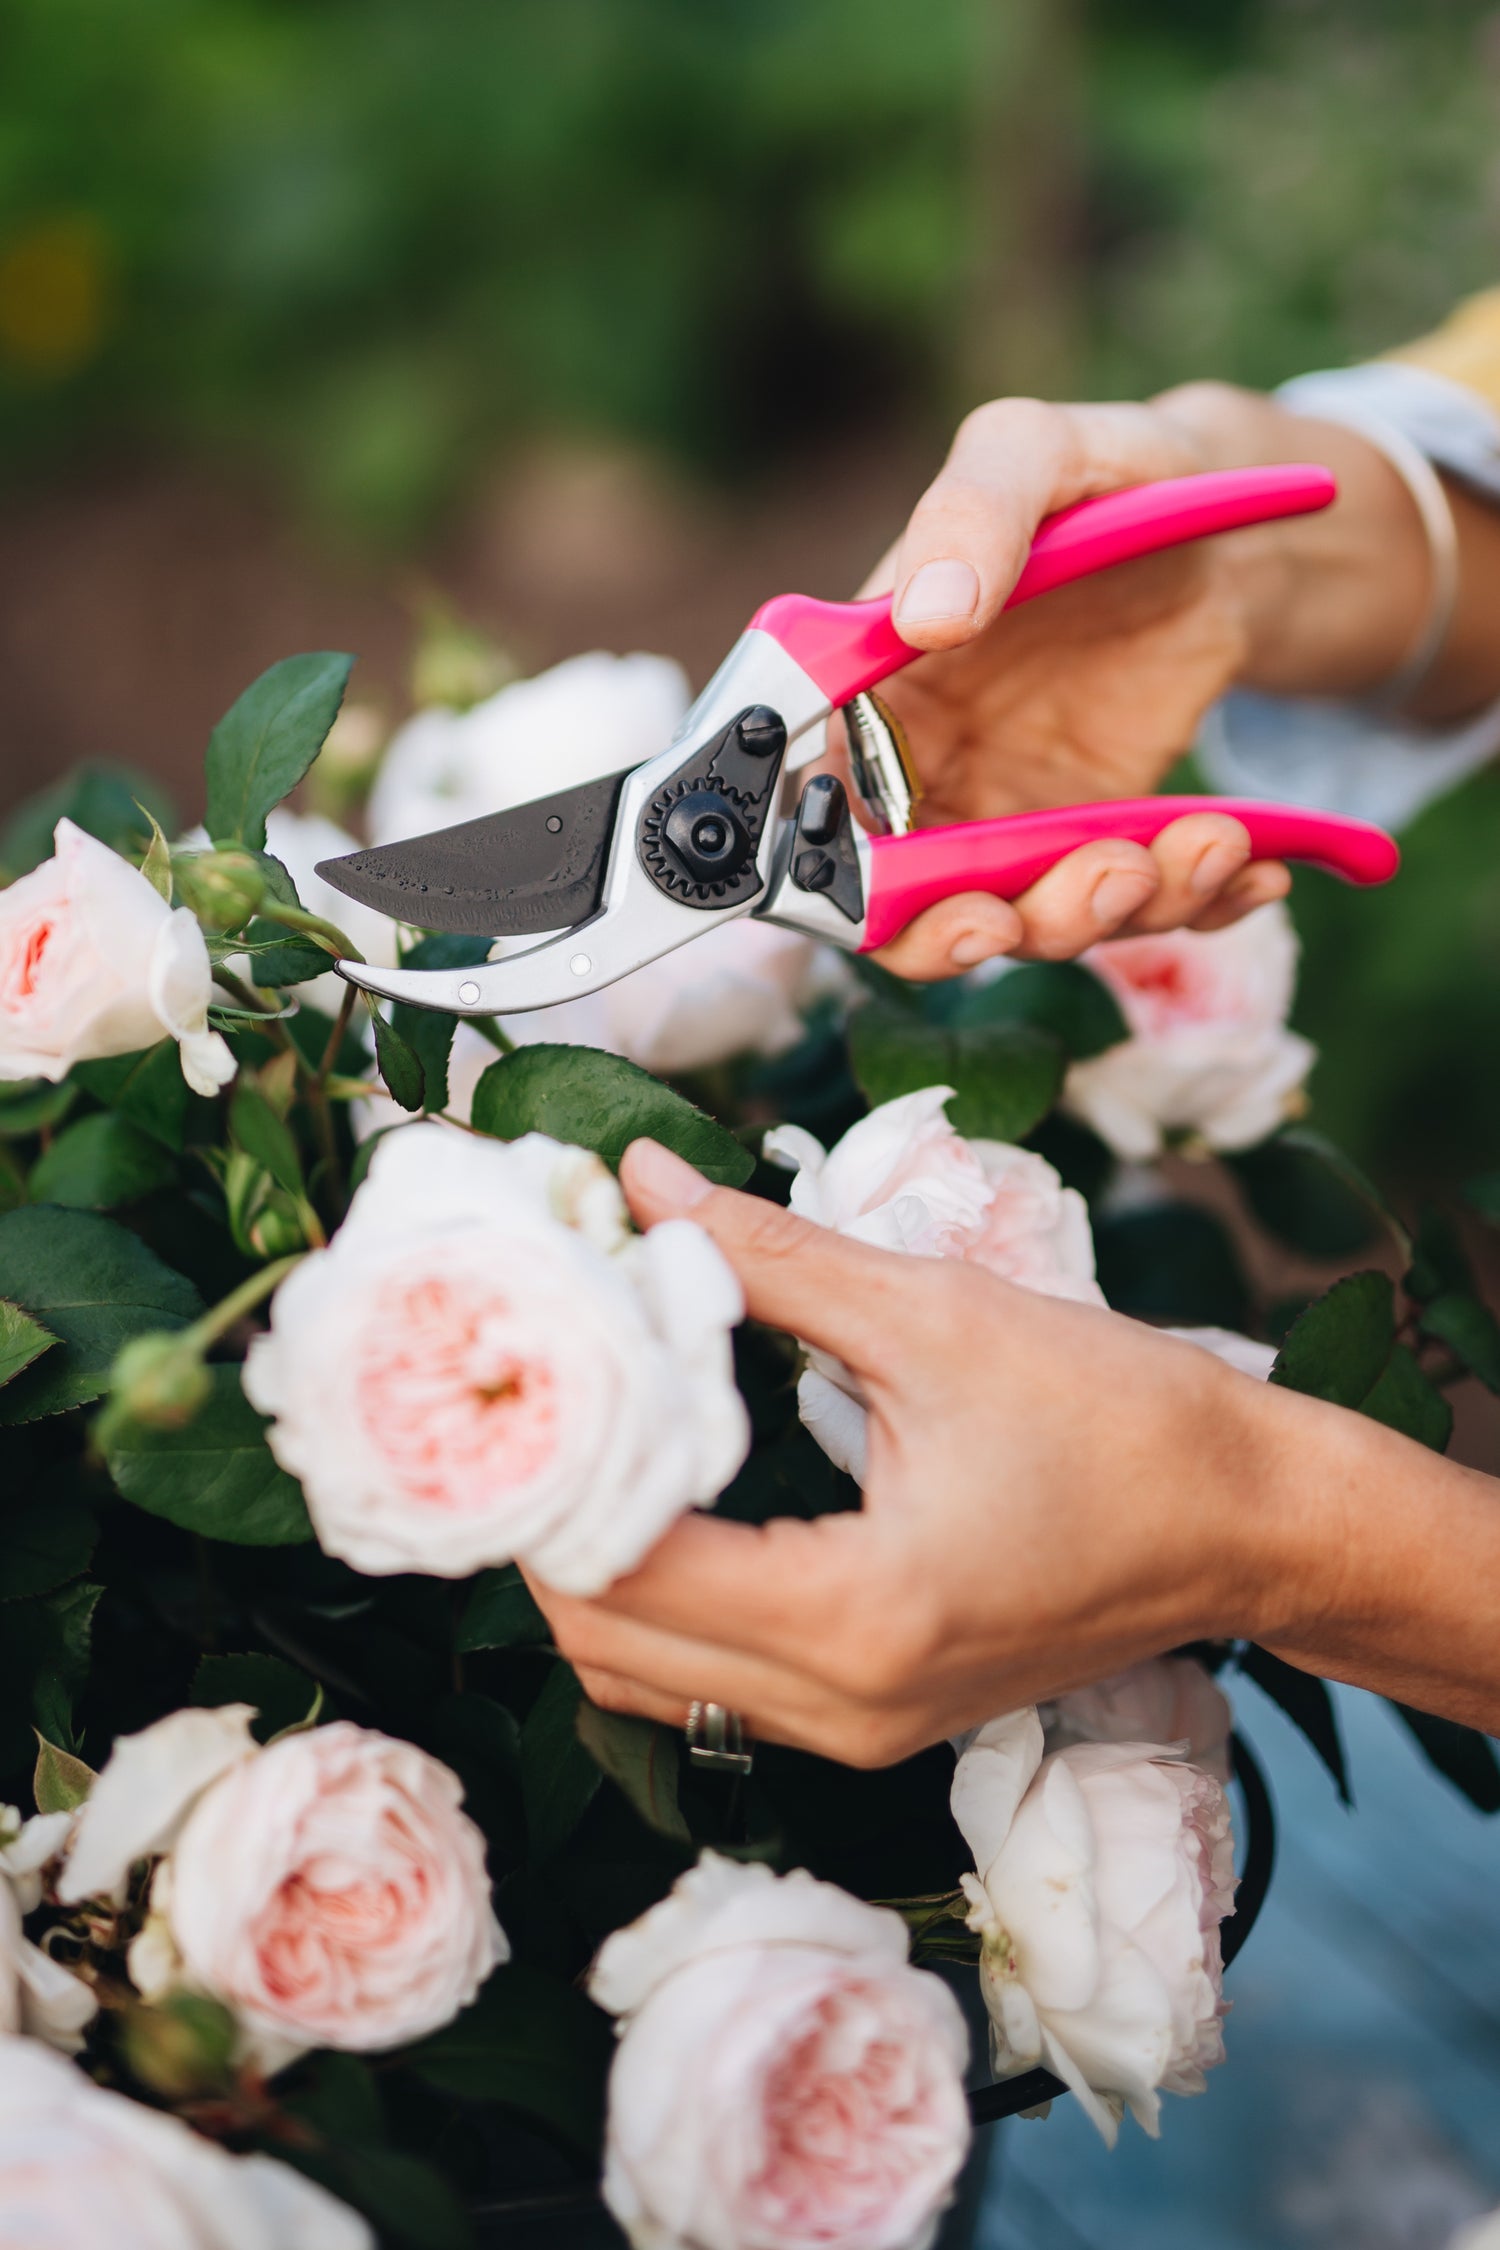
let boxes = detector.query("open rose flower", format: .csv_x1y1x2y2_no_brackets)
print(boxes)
60,1707,505,2069
952,1707,1235,2144
589,1853,971,2250
1063,902,1315,1160
0,2036,371,2249
1043,1657,1234,1787
368,648,690,846
0,819,234,1097
244,1123,747,1590
767,1087,1103,1479
0,1808,95,2054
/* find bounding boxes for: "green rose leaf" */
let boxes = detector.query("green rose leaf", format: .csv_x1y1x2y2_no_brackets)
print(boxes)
1389,1703,1500,1814
1238,1645,1350,1803
204,652,354,851
104,1364,313,1545
0,1497,97,1602
848,1002,1062,1143
1270,1271,1395,1408
229,1083,304,1197
576,1705,691,1843
1406,1206,1474,1305
0,1301,56,1390
392,934,495,1114
520,1662,602,1861
191,1652,322,1741
1227,1129,1387,1260
424,1693,522,1863
1361,1342,1453,1453
28,1114,176,1211
1271,1270,1451,1452
945,960,1128,1061
282,2142,471,2250
33,1733,96,1814
0,1080,77,1140
456,1564,550,1652
403,1960,612,2159
0,1206,202,1424
369,1008,426,1114
472,1044,753,1185
1464,1171,1500,1226
238,923,332,986
1419,1291,1500,1393
72,1042,191,1151
0,1581,103,1764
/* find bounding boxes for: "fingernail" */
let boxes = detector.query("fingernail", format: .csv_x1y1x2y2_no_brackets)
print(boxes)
894,559,980,626
1190,839,1248,896
1091,869,1156,925
622,1137,712,1208
950,930,1001,968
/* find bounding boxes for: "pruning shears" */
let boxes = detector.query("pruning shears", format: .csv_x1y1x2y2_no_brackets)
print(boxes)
318,464,1399,1018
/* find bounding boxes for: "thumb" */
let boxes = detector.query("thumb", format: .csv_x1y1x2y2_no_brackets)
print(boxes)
621,1138,909,1375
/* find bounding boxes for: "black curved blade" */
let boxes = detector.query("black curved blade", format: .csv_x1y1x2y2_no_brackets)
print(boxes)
316,770,628,938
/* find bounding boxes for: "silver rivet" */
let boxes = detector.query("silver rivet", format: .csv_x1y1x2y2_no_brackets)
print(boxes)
546,815,563,834
457,980,481,1005
569,954,591,977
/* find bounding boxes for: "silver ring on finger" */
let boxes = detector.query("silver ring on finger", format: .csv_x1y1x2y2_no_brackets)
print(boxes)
685,1699,753,1775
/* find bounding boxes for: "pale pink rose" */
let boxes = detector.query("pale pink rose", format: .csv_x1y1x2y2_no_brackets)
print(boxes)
0,820,233,1097
952,1707,1235,2144
0,2036,371,2249
589,1854,971,2250
1044,1658,1234,1787
66,1711,505,2068
1063,903,1315,1159
767,1088,1102,1481
0,1809,95,2054
368,650,690,846
244,1124,747,1591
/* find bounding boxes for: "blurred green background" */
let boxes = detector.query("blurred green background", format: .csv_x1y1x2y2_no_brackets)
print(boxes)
2,0,1500,1175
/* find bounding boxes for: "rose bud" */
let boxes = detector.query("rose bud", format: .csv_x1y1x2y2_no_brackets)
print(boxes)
172,847,267,934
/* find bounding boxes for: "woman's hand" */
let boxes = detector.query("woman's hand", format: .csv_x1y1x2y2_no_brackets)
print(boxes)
523,1141,1289,1765
856,384,1440,980
525,1141,1500,1762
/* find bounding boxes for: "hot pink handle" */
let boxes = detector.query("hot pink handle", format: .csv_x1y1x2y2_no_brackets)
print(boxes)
751,464,1338,708
860,797,1399,953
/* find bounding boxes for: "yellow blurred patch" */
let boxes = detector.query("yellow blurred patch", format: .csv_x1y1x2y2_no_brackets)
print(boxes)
0,216,110,378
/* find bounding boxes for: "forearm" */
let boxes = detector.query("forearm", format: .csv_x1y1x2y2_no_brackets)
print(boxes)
1156,379,1500,722
1229,1377,1500,1733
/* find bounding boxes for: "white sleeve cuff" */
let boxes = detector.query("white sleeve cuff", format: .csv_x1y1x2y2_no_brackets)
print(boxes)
1198,362,1500,832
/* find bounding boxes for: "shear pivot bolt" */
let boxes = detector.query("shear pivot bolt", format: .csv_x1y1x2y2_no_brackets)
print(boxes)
570,954,591,977
458,981,481,1005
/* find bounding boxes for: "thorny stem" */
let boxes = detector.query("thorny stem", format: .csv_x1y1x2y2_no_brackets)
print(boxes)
255,900,365,964
211,968,296,1054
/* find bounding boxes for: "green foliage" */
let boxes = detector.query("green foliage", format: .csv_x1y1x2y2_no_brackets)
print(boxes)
0,1581,102,1765
72,1044,192,1151
520,1663,602,1862
203,654,354,850
33,1733,95,1814
229,1082,304,1198
1227,1130,1386,1260
0,1496,97,1603
849,1002,1062,1143
191,1652,322,1741
457,1566,551,1653
1238,1645,1350,1804
0,1205,202,1422
472,1044,753,1184
103,1364,314,1544
368,1005,426,1114
404,1962,613,2158
0,769,178,883
392,934,496,1114
1389,1704,1500,1815
576,1706,691,1845
0,1302,56,1390
942,961,1129,1061
1094,1203,1250,1330
29,1113,176,1209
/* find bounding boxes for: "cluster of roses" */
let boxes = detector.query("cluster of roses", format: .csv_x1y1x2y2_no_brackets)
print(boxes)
0,649,1313,2250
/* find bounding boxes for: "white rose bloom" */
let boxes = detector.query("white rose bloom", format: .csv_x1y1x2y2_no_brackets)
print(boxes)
61,1712,505,2070
0,2036,371,2249
767,1087,1103,1481
1063,902,1316,1160
0,820,234,1097
244,1123,748,1591
590,1854,971,2250
0,1809,95,2054
952,1708,1236,2145
368,650,690,846
1453,2214,1500,2250
1043,1658,1234,1787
